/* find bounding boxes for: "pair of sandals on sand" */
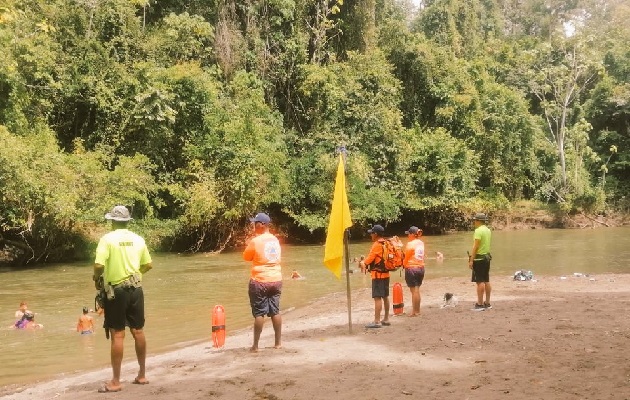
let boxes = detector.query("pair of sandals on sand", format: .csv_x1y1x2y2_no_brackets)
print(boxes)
98,378,149,393
365,321,391,328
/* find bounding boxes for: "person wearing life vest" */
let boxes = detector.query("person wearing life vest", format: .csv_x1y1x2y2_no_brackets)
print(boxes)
243,212,283,352
469,213,492,311
359,224,391,328
403,226,425,317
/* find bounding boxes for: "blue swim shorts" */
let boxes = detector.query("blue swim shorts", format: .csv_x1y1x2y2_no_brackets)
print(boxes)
248,279,283,317
404,267,425,287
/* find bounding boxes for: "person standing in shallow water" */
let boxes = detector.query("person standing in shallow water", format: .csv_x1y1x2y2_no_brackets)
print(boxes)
243,212,283,352
469,213,492,310
93,205,153,393
77,307,94,334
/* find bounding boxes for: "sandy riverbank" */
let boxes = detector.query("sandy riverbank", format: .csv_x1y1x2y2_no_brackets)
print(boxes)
2,273,630,400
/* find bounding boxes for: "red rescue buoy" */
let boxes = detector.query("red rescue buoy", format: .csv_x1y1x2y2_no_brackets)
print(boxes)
211,305,226,348
392,282,404,315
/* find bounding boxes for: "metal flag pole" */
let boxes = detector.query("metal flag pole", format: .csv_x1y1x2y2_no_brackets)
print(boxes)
339,146,353,334
344,226,352,333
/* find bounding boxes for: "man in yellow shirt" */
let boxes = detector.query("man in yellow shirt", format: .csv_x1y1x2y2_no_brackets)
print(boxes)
93,205,153,393
469,213,492,310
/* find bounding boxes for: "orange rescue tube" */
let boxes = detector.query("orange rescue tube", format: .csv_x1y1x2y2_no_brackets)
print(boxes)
211,305,226,348
392,282,404,315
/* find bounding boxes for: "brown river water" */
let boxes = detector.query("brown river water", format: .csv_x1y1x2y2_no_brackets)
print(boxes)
1,227,629,388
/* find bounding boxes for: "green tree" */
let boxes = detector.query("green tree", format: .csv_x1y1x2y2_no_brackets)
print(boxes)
286,51,405,229
476,77,545,200
0,126,157,264
415,0,503,57
581,1,630,209
176,70,290,251
585,74,630,207
0,2,62,134
142,12,215,66
399,126,479,210
520,33,602,200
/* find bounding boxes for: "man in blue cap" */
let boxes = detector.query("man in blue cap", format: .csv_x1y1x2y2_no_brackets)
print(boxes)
243,212,283,351
359,224,391,328
403,226,425,316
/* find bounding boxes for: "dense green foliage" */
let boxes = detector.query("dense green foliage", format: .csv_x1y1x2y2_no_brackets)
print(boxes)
0,0,628,264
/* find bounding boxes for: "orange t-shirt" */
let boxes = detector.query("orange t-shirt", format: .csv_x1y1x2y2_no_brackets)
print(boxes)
363,239,389,279
403,238,425,268
243,232,282,283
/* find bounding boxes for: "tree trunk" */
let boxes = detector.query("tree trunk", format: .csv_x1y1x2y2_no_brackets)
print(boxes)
357,0,376,52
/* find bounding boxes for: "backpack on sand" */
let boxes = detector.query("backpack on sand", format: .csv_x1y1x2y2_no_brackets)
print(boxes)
370,236,404,272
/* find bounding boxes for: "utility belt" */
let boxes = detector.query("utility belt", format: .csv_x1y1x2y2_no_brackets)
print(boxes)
104,273,142,300
474,253,492,262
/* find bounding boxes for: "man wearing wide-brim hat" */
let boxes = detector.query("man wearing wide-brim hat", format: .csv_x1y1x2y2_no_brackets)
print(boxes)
93,205,153,392
469,213,492,311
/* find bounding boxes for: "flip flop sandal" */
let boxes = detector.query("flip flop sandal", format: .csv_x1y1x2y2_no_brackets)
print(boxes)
98,385,122,393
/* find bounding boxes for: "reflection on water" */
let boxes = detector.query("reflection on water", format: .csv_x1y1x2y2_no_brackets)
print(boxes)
0,227,629,387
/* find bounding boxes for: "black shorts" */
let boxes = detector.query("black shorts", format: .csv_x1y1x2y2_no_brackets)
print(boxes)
249,279,282,317
405,267,425,287
371,277,390,298
104,286,145,330
471,259,491,283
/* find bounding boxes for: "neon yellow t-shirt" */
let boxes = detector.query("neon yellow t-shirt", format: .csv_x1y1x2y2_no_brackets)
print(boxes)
95,229,152,285
473,225,491,256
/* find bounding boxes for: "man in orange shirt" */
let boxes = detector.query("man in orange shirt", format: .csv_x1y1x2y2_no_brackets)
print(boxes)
243,212,283,352
359,225,391,328
403,226,425,317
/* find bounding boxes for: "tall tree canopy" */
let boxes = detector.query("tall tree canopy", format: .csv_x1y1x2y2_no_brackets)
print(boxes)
0,0,628,264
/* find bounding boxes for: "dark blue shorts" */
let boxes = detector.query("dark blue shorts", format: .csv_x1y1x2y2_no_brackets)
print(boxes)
248,279,282,317
104,286,145,330
405,267,425,287
471,259,491,283
371,277,390,298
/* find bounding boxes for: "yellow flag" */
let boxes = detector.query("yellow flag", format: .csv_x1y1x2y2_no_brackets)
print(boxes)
323,154,353,279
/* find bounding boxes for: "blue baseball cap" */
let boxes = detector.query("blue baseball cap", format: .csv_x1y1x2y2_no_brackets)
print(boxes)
249,212,271,224
367,224,385,234
405,226,422,235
